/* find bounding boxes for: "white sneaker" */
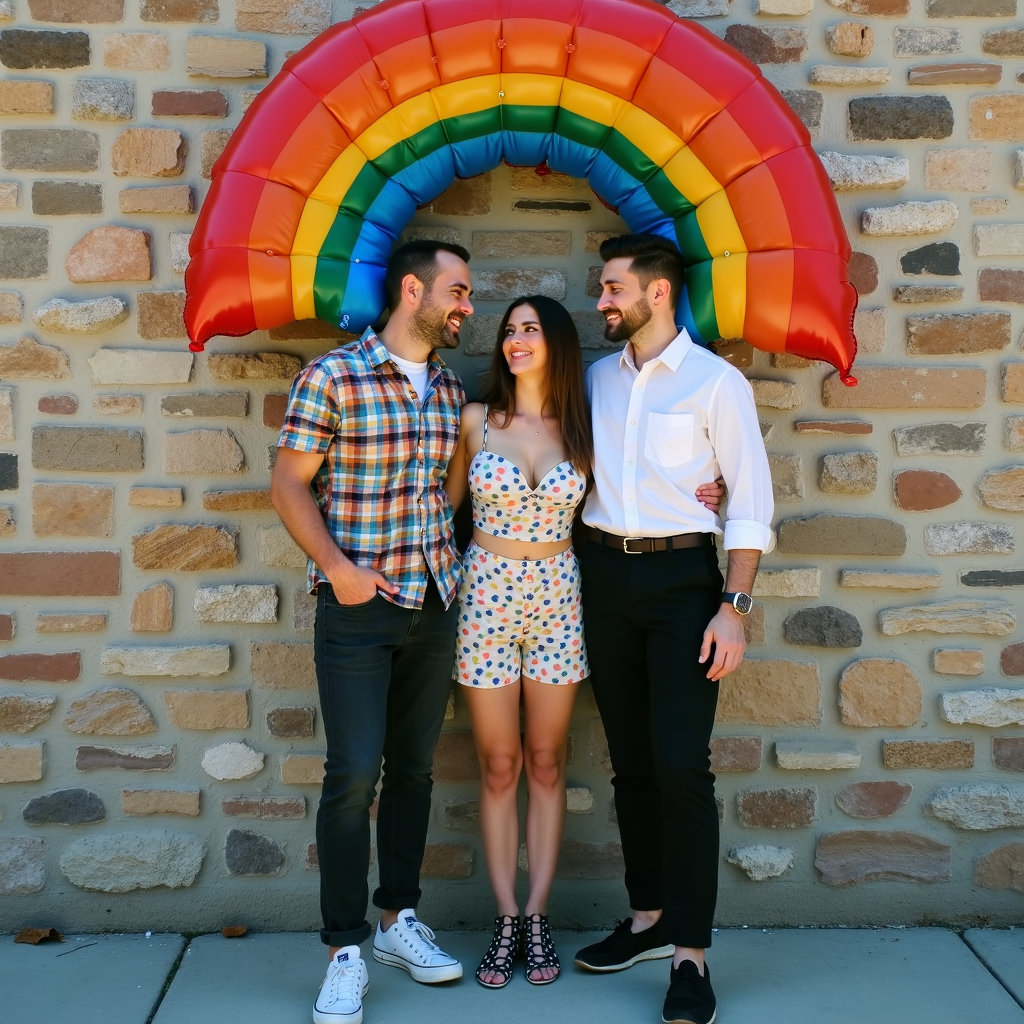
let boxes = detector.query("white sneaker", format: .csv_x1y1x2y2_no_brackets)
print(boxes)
314,946,368,1024
372,909,463,983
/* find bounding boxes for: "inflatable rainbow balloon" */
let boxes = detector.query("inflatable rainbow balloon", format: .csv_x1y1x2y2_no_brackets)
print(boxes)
184,0,858,381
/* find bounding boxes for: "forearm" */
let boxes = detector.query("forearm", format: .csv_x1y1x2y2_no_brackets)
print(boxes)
724,548,760,595
270,473,351,578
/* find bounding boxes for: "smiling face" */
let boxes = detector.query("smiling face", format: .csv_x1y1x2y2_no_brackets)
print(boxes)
501,303,549,378
408,250,474,351
597,256,655,343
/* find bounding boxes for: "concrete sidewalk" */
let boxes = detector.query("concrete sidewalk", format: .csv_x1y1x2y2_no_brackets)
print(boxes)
1,927,1022,1024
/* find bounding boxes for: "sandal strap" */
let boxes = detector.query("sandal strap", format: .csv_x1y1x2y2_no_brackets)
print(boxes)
522,913,560,976
476,915,520,983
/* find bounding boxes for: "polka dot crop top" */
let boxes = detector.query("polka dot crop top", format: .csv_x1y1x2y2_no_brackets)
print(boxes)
469,405,587,543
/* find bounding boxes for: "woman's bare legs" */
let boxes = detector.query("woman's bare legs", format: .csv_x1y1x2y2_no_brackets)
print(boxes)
464,681,524,986
522,676,579,981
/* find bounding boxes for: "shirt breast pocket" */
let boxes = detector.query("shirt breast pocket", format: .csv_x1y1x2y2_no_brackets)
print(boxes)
644,412,695,468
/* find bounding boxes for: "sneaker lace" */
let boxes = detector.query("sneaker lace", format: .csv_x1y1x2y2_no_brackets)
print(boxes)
327,959,361,1003
407,919,442,954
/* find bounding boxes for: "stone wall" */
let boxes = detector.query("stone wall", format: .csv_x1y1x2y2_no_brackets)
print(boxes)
1,0,1023,933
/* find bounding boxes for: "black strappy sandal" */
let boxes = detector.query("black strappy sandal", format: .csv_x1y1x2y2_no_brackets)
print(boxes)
476,915,519,989
522,913,560,985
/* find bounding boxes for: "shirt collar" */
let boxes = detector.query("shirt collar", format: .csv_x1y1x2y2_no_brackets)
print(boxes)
618,327,693,374
361,326,448,372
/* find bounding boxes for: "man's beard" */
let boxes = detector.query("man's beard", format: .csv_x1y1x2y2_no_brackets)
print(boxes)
603,294,653,342
410,294,461,351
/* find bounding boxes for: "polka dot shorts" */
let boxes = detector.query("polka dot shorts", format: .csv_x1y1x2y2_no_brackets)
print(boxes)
455,541,588,687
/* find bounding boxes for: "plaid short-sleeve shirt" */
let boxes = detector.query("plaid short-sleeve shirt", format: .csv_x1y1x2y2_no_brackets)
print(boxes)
278,328,465,610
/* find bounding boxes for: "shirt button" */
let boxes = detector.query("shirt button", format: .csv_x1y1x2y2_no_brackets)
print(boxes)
630,420,636,425
627,496,633,501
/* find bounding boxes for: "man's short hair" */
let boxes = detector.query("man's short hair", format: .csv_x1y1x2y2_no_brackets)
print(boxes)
599,233,686,312
385,239,471,311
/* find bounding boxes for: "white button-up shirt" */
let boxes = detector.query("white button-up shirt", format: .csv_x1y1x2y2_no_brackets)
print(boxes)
582,328,775,553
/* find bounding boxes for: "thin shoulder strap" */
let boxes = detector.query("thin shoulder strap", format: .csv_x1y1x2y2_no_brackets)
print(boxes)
481,404,489,447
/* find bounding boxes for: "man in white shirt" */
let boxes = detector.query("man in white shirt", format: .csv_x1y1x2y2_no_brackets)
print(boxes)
573,234,774,1024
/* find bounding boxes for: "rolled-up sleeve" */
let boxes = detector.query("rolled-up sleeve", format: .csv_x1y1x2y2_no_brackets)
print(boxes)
278,364,340,454
707,369,776,553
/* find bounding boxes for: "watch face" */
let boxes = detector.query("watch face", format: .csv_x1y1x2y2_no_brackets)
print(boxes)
734,593,753,614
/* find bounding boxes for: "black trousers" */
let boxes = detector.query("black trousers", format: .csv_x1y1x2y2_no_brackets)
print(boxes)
313,580,456,947
579,540,724,950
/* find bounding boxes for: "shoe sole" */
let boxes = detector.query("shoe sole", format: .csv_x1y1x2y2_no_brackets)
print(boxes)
313,981,368,1024
372,948,463,983
662,1012,716,1024
573,944,675,973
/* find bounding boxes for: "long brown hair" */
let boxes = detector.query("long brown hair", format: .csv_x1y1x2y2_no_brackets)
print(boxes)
480,295,593,481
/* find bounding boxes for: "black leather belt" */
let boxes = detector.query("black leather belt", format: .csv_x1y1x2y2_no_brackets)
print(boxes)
584,526,714,554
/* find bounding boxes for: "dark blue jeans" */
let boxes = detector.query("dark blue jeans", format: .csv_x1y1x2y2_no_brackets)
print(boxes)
314,580,456,947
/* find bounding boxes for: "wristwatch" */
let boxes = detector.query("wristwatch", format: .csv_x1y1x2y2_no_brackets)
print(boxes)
722,591,753,615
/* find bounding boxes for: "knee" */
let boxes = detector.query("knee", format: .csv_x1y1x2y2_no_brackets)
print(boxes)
655,751,712,797
480,750,522,794
524,746,563,790
322,765,378,811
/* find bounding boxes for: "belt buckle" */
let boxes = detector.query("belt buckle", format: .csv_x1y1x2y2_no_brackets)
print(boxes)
622,536,642,555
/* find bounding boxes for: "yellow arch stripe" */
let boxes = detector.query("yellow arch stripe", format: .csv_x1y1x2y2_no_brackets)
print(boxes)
711,252,747,340
695,189,747,259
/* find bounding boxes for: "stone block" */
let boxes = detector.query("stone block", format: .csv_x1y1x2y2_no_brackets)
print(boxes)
266,706,314,738
130,582,173,633
33,296,126,333
262,393,287,430
784,606,862,648
111,127,186,177
0,505,14,535
0,28,89,69
717,660,820,726
95,394,143,416
827,22,873,56
224,828,285,876
893,421,985,456
811,66,890,86
37,393,78,415
860,200,957,236
983,28,1024,55
174,232,192,273
89,348,193,385
164,688,248,730
203,488,272,512
815,831,950,886
726,844,793,881
101,644,229,677
122,788,200,816
923,147,992,192
969,95,1024,142
136,290,186,339
822,367,986,410
27,0,124,18
724,25,807,63
0,228,48,279
767,453,803,502
152,88,226,116
0,452,17,490
835,781,912,819
119,185,193,213
0,551,120,597
418,842,472,879
776,740,861,770
60,830,203,891
894,470,962,512
472,230,572,258
818,152,907,191
979,269,1024,304
710,737,762,773
427,175,492,216
23,788,105,826
666,0,729,13
64,687,156,735
927,0,1012,10
974,198,1009,214
0,651,80,681
778,513,905,556
840,658,922,727
941,688,1024,727
0,741,43,782
880,600,1015,636
895,27,961,56
473,269,565,302
66,226,151,283
200,129,231,178
924,522,1013,555
103,32,170,70
162,392,248,419
1005,363,1024,403
848,96,953,142
737,787,816,828
251,641,314,688
959,568,1024,588
222,796,304,820
927,783,1024,830
780,89,822,138
912,63,1002,87
752,568,819,598
195,585,276,625
975,224,1024,258
433,731,480,783
32,482,113,538
933,649,984,675
0,79,55,116
32,425,142,474
883,739,974,770
0,837,46,894
819,452,877,494
975,844,1024,894
142,0,218,19
132,524,237,570
208,352,301,380
0,694,56,733
0,290,22,322
165,428,244,474
556,840,624,880
901,242,960,277
258,524,305,568
186,34,267,78
236,0,330,33
893,285,964,304
129,486,181,508
75,743,175,770
1003,642,1024,676
281,754,324,785
441,798,479,833
993,737,1024,771
202,741,263,780
72,78,133,121
978,467,1024,512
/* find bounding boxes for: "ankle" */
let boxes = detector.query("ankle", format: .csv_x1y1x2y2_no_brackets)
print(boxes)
631,909,662,933
673,947,705,974
380,910,399,932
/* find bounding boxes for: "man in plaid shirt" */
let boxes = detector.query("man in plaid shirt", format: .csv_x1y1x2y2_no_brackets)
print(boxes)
271,240,474,1024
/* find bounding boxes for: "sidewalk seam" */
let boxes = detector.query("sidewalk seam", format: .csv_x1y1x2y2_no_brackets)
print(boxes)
959,931,1024,1012
145,935,190,1024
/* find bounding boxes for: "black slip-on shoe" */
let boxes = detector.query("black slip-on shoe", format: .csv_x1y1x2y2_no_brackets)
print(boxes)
662,961,716,1024
573,917,674,972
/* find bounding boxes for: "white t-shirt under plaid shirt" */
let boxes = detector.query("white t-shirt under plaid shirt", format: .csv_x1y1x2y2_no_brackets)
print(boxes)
277,327,466,610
